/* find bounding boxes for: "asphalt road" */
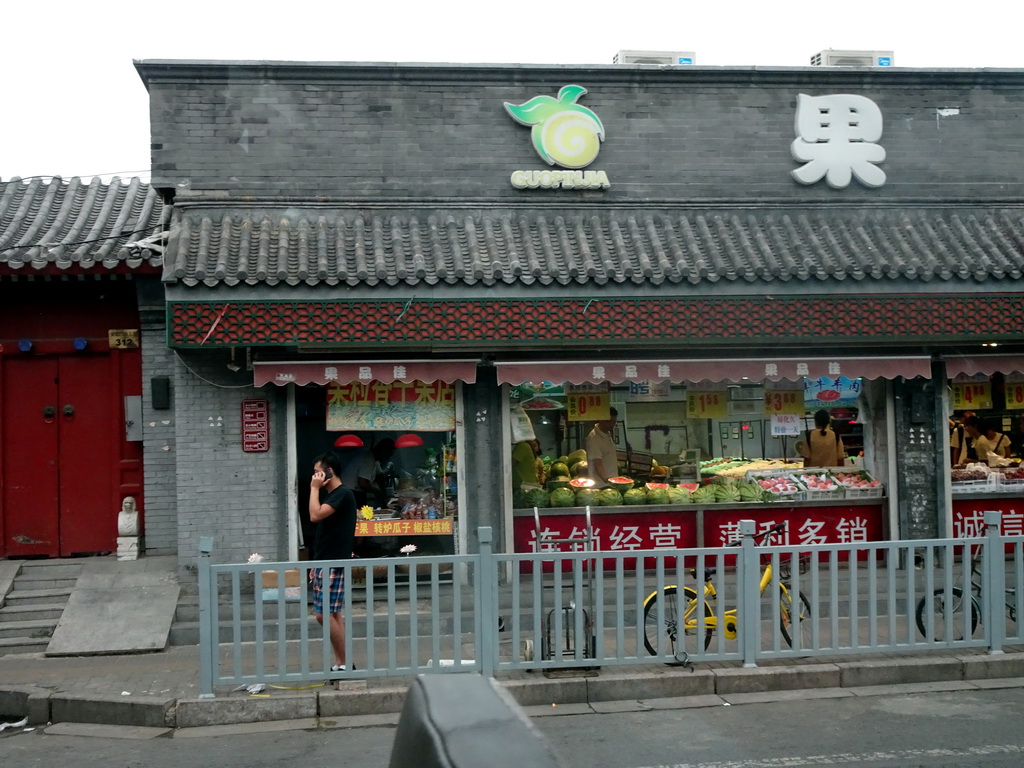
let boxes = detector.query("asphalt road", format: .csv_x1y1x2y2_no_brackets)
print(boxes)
2,685,1024,767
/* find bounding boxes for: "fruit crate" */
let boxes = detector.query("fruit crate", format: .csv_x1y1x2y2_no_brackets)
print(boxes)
790,470,846,501
950,477,997,495
831,470,884,500
746,472,805,502
996,470,1024,491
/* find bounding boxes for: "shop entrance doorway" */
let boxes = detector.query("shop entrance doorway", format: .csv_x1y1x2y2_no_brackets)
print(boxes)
2,354,121,556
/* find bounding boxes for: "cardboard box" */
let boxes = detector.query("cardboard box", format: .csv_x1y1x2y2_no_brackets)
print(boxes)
261,569,302,601
261,569,301,588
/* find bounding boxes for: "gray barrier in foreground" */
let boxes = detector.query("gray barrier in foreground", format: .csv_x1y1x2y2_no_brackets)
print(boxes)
388,674,561,768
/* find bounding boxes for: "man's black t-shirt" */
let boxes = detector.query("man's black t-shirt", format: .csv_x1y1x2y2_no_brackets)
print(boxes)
313,485,357,561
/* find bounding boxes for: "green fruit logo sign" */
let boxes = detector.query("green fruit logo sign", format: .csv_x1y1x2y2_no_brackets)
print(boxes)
504,85,605,168
504,85,611,190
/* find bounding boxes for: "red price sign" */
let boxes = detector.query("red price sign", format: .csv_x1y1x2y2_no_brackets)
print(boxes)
951,381,993,410
567,391,610,421
242,399,270,452
687,391,728,419
1006,382,1024,411
764,390,804,415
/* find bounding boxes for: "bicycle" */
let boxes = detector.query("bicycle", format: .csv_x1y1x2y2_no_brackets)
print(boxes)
915,542,1018,641
642,523,813,658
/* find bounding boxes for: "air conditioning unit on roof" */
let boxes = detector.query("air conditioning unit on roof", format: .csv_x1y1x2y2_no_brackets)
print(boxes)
614,50,695,66
810,50,894,67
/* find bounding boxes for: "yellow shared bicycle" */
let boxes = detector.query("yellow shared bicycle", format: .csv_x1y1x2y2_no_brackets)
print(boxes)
642,523,812,656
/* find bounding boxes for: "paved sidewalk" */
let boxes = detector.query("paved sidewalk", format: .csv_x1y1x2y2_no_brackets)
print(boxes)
3,640,1024,730
2,553,1024,730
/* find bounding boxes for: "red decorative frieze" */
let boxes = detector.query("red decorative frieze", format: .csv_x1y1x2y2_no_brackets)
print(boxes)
168,295,1024,348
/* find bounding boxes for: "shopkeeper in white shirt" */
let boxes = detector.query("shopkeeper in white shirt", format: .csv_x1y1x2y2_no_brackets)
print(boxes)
585,407,619,487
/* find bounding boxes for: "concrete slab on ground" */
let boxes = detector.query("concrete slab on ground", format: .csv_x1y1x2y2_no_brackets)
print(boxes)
46,583,180,655
44,722,172,739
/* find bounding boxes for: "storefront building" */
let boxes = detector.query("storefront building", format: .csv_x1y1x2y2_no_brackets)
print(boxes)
0,177,168,557
134,60,1024,571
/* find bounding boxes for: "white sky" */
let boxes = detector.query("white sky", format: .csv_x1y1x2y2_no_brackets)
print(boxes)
2,0,1020,183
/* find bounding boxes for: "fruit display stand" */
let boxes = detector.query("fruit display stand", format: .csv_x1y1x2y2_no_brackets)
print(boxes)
949,465,1024,543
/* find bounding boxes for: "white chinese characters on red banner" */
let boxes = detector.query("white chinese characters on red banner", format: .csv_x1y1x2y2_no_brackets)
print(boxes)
513,505,884,571
952,498,1024,539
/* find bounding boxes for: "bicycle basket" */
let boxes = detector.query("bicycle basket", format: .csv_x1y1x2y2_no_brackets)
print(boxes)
778,552,812,580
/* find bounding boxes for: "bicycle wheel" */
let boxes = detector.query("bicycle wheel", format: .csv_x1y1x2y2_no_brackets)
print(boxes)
643,586,713,656
778,587,812,648
915,587,979,641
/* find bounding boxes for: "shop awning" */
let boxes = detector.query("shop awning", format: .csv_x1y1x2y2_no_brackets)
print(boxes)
495,356,933,386
254,359,479,387
945,355,1024,378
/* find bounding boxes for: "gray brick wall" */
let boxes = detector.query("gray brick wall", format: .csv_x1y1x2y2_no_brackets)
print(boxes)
172,350,285,578
138,62,1024,202
140,313,177,554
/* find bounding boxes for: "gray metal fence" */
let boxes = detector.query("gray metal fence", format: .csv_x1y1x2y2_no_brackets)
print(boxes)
197,512,1023,697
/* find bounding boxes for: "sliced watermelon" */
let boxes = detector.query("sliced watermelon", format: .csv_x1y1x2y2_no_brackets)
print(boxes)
645,482,670,490
569,477,596,489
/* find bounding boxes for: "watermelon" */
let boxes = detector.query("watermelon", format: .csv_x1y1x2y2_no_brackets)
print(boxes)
549,488,576,507
715,484,742,504
646,487,669,505
607,476,634,491
738,483,766,502
645,482,670,490
550,462,570,478
596,488,623,506
567,449,587,465
623,488,648,505
575,488,599,507
692,485,718,504
569,477,596,489
570,460,589,477
525,488,549,508
666,486,691,504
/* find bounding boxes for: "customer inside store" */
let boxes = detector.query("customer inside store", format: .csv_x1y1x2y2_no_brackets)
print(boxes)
798,409,847,468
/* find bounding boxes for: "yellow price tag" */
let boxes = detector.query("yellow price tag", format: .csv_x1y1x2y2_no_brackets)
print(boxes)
567,392,610,422
764,390,804,416
951,381,992,410
686,391,728,419
1005,382,1024,411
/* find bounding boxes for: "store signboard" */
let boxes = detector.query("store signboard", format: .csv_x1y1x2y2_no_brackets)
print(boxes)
626,380,672,401
765,390,804,415
355,519,453,537
565,383,610,421
804,376,861,408
326,380,455,431
686,391,728,419
951,380,993,410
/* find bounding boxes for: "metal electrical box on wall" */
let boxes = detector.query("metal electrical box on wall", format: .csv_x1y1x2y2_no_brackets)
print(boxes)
124,396,143,441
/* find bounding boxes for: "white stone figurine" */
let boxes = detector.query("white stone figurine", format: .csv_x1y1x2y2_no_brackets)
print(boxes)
117,497,139,537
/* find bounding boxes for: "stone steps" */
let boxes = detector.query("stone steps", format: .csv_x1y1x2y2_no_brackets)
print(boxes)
0,560,81,656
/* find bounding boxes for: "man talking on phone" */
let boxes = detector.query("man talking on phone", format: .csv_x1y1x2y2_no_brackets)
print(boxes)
309,451,357,672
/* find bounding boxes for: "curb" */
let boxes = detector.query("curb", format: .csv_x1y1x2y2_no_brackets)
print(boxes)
2,652,1022,729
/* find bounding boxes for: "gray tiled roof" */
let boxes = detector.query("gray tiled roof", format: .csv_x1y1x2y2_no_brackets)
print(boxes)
165,206,1024,288
0,177,166,271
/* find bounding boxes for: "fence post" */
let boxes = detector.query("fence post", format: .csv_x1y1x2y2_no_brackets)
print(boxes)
198,536,216,697
477,526,496,677
983,510,1005,655
738,519,759,668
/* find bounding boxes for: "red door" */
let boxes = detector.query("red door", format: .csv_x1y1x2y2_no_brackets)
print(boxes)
2,354,120,556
